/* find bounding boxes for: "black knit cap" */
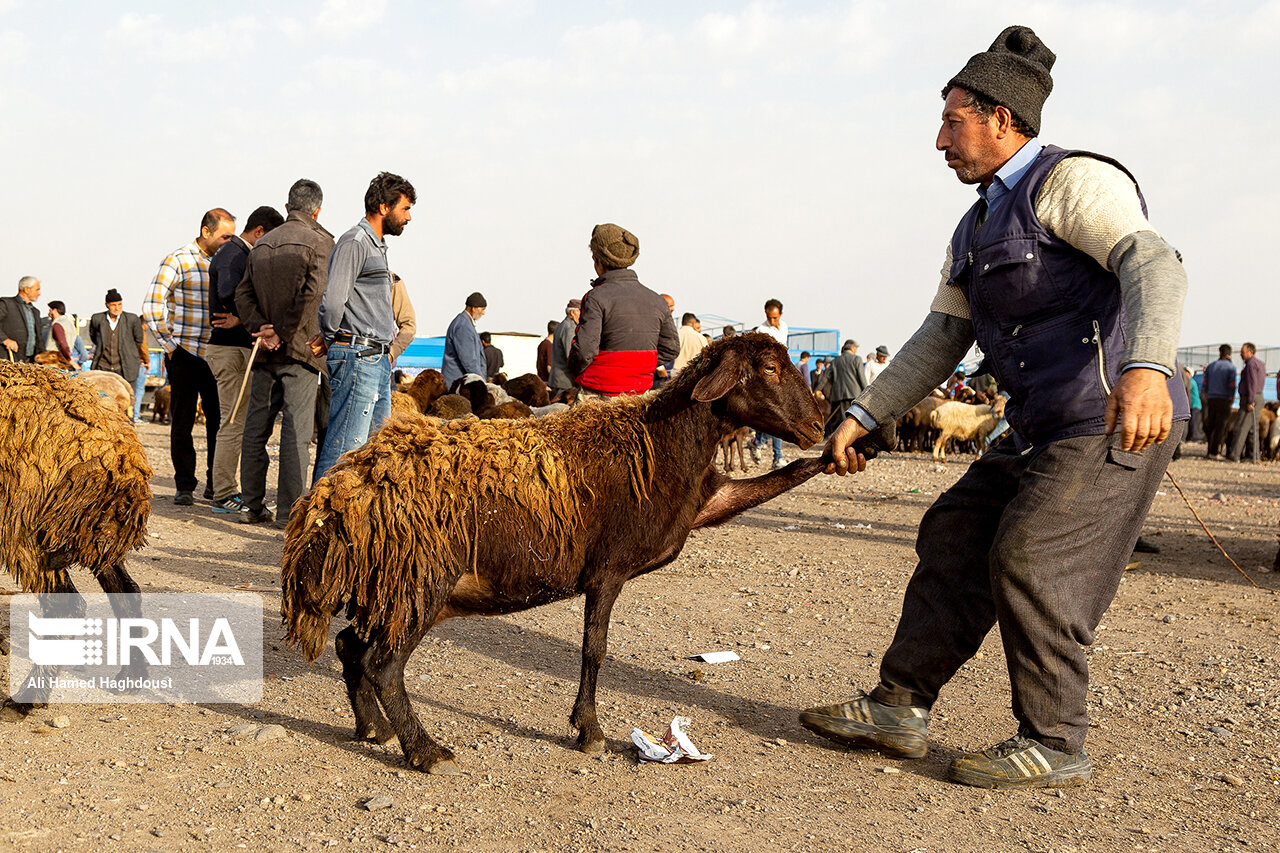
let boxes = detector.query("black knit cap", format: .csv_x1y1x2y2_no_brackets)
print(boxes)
465,291,487,308
104,288,123,303
948,25,1055,136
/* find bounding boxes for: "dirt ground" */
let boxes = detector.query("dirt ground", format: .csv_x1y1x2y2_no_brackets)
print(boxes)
2,420,1278,853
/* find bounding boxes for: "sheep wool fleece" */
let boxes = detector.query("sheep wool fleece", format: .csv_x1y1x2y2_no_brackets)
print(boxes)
0,363,152,592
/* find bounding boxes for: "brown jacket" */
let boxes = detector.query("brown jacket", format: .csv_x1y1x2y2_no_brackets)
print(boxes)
235,210,334,371
390,275,416,360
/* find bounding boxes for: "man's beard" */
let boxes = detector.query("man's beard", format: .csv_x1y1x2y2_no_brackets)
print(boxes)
383,215,406,236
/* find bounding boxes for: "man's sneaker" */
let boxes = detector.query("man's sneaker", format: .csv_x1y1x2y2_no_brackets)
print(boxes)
238,507,275,525
771,458,785,470
211,495,244,514
750,444,761,465
799,692,928,759
173,491,194,507
948,734,1092,789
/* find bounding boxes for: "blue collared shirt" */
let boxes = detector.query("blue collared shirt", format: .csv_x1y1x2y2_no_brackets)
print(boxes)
977,139,1042,216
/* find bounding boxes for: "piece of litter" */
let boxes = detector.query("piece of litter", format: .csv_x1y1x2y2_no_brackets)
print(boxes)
631,717,713,764
851,523,872,529
688,651,739,664
833,523,846,529
233,584,276,591
780,525,798,531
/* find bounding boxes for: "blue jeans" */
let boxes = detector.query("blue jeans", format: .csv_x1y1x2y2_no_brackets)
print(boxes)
370,371,393,437
755,432,783,463
312,343,391,483
133,363,148,421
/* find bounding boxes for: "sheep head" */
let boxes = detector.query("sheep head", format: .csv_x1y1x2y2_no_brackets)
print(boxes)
688,333,824,450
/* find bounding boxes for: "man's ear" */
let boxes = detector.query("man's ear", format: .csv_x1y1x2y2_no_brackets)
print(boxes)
692,347,745,402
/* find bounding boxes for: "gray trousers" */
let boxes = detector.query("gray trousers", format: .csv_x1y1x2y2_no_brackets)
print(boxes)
871,422,1184,754
1228,394,1263,463
240,362,318,520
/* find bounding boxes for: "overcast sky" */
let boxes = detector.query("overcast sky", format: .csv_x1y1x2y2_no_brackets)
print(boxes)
2,1,1275,354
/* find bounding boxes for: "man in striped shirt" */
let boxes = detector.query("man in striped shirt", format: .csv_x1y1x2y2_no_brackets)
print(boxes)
142,208,237,506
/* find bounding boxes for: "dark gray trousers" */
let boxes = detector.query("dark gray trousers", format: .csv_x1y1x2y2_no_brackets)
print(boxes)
871,422,1184,754
1228,394,1263,463
240,362,318,520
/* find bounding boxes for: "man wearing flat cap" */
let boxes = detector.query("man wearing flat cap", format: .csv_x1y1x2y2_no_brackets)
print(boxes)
89,288,146,386
569,223,679,397
803,26,1189,788
441,291,488,387
549,298,581,393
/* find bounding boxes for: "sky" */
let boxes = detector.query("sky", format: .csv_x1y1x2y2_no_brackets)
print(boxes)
2,1,1276,355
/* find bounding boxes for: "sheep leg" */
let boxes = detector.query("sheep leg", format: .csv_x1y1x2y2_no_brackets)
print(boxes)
570,581,626,753
335,626,396,745
693,458,826,529
95,562,151,685
367,628,460,776
1,555,79,722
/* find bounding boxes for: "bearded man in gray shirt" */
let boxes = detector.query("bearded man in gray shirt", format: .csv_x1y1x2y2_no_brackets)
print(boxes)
801,26,1189,789
312,171,416,482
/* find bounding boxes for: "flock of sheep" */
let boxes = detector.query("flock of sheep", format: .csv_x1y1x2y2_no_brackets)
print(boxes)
0,334,897,774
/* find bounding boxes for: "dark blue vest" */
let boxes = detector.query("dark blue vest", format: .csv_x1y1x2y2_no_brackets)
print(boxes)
948,145,1189,446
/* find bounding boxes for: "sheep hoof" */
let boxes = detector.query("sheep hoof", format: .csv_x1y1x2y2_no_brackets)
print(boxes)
578,737,606,755
0,701,32,722
359,723,398,746
427,759,462,777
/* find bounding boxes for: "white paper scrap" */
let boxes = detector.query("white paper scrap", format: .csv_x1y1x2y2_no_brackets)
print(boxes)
688,651,740,663
631,716,713,764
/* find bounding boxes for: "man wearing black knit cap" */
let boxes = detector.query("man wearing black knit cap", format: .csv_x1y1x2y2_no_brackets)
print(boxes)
801,26,1190,788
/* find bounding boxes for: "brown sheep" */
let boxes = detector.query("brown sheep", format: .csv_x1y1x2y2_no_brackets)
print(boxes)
152,384,172,423
34,350,75,370
718,426,753,472
897,391,946,453
404,369,446,413
0,363,152,719
503,373,551,408
426,393,472,420
479,399,533,420
280,334,893,775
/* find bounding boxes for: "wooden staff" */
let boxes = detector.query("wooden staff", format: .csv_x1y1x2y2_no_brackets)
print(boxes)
227,338,261,424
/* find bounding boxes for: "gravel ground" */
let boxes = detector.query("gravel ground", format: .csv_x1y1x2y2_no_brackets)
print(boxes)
2,421,1278,852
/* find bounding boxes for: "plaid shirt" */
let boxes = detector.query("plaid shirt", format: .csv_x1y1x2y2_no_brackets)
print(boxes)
142,241,212,358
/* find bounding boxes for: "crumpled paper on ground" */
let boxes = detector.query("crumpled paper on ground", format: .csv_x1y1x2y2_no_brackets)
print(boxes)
631,716,713,764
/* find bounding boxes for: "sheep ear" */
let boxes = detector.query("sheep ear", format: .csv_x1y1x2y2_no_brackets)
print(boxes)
692,348,745,402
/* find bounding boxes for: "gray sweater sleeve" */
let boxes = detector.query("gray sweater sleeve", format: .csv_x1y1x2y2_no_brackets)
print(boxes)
1108,232,1187,371
850,312,976,425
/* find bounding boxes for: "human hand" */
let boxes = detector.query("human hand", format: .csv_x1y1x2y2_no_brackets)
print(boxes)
253,324,282,351
211,311,242,330
2,339,16,352
307,334,327,357
822,416,868,476
1104,367,1173,452
1247,402,1255,412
